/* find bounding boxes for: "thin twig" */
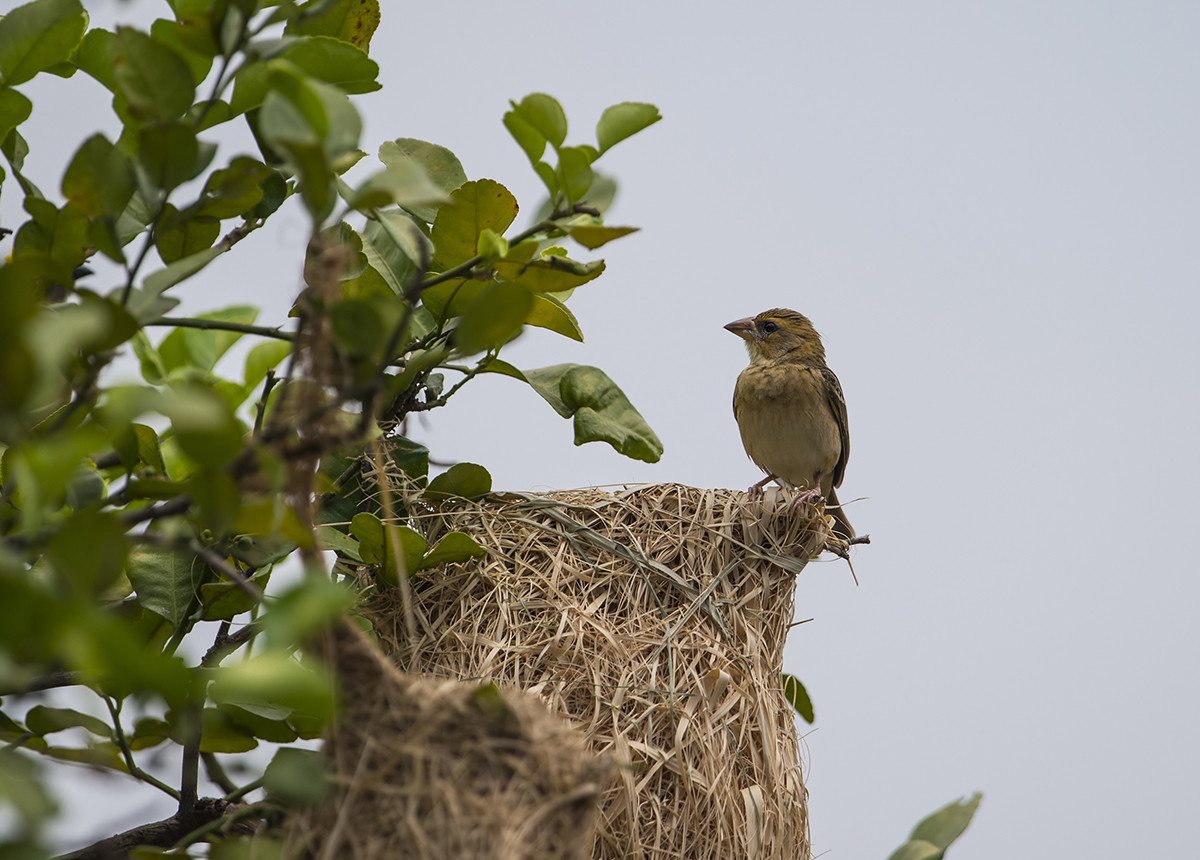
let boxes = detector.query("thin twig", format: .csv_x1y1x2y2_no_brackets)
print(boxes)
146,317,292,341
193,544,264,602
103,696,181,801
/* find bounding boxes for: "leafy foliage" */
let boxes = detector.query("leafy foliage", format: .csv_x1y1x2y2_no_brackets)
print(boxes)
0,0,660,853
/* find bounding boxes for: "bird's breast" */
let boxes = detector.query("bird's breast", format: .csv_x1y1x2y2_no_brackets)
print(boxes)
733,363,842,492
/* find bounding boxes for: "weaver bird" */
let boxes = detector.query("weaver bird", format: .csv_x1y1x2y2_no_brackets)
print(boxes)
726,308,855,541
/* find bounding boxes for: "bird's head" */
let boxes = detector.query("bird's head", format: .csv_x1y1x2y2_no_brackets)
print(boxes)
724,308,826,363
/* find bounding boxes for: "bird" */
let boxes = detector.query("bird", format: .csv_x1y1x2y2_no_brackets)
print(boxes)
726,308,855,541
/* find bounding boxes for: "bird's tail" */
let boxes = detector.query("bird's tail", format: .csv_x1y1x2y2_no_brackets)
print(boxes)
826,487,855,541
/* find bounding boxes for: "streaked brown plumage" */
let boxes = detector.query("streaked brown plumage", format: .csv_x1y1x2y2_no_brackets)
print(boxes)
726,308,854,540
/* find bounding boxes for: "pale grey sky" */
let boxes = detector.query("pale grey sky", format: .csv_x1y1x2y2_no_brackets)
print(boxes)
7,1,1200,856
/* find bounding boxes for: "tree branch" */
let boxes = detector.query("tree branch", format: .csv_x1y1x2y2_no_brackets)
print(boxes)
145,317,293,341
56,797,240,860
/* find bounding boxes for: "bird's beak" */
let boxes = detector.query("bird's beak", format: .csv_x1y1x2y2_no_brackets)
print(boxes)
724,317,757,341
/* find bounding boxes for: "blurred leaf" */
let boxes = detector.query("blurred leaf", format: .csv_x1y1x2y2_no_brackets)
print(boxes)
453,280,533,354
348,161,449,213
430,179,518,269
25,705,112,739
126,543,203,628
378,137,466,222
424,462,491,501
286,0,381,50
782,673,814,723
0,747,56,827
43,742,127,772
522,364,662,462
137,120,200,192
906,793,984,855
46,509,127,596
211,651,337,726
568,224,638,250
419,531,486,570
112,26,196,122
262,577,357,646
231,36,378,115
0,0,88,87
263,747,329,806
596,102,661,153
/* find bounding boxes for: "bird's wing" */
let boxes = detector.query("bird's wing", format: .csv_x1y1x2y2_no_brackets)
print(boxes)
820,366,850,488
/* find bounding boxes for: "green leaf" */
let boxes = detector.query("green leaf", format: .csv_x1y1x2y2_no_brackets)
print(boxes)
200,568,270,621
158,305,259,372
315,524,361,561
453,280,533,354
25,705,112,739
243,339,293,392
0,88,32,144
525,292,582,341
231,37,378,115
424,462,492,501
0,0,88,87
197,156,272,218
557,145,593,204
61,133,136,218
782,673,814,723
510,93,567,148
492,255,605,292
129,717,171,751
596,102,661,153
140,245,224,301
419,531,486,570
285,0,381,50
263,747,329,806
568,224,638,250
887,842,943,860
360,209,426,294
126,544,203,628
155,207,220,263
13,199,90,270
522,364,663,462
429,179,519,269
72,26,116,91
909,793,984,852
112,26,196,122
195,707,258,753
349,511,385,563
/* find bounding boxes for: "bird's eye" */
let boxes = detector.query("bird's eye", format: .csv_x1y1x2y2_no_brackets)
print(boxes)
761,321,778,333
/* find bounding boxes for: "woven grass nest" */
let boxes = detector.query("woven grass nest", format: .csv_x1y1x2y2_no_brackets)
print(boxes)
299,482,850,860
